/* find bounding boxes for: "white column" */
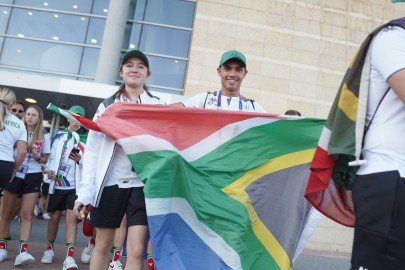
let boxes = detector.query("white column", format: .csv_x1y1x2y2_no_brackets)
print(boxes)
95,0,131,84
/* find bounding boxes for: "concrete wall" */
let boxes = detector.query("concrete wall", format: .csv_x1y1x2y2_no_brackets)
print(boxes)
185,0,405,255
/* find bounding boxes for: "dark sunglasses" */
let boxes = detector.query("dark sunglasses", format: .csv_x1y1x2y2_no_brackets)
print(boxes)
12,108,24,113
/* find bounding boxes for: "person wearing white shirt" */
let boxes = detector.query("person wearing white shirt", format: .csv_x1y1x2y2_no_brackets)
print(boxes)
73,50,166,270
173,50,267,113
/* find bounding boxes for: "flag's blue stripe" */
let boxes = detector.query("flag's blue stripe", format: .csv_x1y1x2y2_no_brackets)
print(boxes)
149,213,232,270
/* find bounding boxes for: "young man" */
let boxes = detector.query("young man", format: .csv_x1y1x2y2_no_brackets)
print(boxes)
350,13,405,270
40,105,85,270
174,50,266,112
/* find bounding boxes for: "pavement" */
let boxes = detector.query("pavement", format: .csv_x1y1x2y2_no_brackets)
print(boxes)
1,216,351,270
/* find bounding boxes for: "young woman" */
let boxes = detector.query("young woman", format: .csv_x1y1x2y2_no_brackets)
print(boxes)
0,105,49,265
73,50,166,270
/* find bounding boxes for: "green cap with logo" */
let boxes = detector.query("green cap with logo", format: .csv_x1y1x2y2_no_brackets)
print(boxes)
69,105,85,117
218,50,247,68
121,50,149,68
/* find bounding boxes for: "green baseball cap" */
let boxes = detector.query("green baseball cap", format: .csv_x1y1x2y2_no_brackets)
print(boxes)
392,0,405,2
121,50,149,68
218,50,247,68
69,105,85,117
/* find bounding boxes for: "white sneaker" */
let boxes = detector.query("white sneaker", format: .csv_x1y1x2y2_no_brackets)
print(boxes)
0,249,7,262
108,260,123,270
14,252,35,266
34,205,39,216
80,242,94,264
41,250,54,264
63,256,78,270
43,212,51,220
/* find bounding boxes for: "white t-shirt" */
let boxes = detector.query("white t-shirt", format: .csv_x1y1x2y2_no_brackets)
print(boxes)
0,110,27,162
357,26,405,177
22,132,51,174
181,91,267,113
104,91,166,187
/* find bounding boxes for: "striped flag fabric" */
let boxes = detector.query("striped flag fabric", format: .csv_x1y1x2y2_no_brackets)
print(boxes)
47,103,99,132
304,17,405,227
76,103,325,270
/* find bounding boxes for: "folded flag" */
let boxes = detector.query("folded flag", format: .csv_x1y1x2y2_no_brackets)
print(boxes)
305,17,405,227
63,102,324,270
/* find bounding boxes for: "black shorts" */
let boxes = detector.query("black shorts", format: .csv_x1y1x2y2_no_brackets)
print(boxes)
89,185,147,229
6,172,42,195
41,182,50,197
47,189,77,213
351,171,405,270
0,160,14,189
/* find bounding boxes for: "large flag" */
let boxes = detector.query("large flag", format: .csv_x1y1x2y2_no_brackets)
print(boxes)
54,102,325,270
304,17,405,227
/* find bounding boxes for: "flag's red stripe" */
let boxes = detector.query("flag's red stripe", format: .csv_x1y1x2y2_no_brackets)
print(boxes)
305,146,335,194
74,115,100,132
305,146,355,227
78,142,85,153
97,103,276,151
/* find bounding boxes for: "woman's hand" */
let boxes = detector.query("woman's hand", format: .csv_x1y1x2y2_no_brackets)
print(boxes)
47,170,55,179
69,153,82,163
32,149,41,162
73,201,85,220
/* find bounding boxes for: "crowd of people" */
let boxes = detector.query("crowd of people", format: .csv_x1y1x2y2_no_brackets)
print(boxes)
1,7,405,270
0,48,278,269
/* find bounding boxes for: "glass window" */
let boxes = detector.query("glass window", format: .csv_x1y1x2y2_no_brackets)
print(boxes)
7,8,91,43
14,0,93,13
0,37,82,74
79,47,100,77
91,0,110,16
0,6,11,34
0,37,4,52
134,24,191,58
85,17,106,46
132,0,195,28
148,55,186,89
115,54,186,90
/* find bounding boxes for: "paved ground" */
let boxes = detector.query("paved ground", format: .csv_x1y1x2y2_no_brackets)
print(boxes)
1,217,351,269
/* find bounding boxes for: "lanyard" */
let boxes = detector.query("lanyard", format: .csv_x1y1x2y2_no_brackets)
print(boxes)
217,90,243,111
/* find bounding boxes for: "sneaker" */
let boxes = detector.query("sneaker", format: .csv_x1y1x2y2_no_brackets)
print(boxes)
80,243,94,264
63,256,78,270
40,250,54,264
0,249,7,262
14,252,35,266
108,260,123,270
43,212,51,220
34,205,39,216
147,256,155,270
37,212,44,220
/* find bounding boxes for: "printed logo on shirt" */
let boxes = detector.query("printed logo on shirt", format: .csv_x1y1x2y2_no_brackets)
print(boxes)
5,120,20,129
